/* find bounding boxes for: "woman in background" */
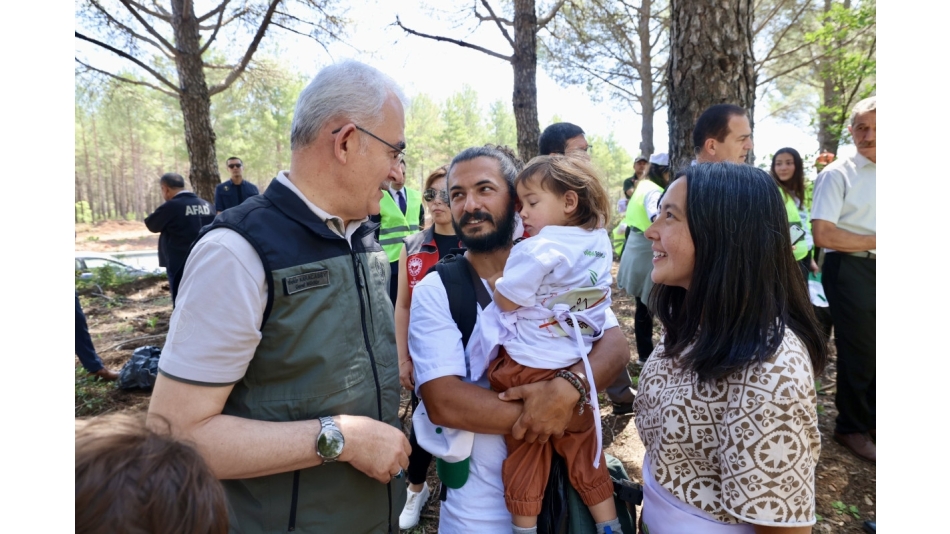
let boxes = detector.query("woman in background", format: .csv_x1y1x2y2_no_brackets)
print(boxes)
617,153,670,366
770,147,819,282
394,165,458,530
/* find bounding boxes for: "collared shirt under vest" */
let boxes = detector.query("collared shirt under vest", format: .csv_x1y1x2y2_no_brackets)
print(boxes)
378,187,422,263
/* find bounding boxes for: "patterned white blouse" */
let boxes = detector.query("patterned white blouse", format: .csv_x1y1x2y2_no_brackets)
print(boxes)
633,329,820,526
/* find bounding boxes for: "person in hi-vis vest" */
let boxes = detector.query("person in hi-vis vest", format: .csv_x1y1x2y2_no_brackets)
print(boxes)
372,159,424,304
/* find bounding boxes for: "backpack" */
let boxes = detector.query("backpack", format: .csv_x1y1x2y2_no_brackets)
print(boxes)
432,253,643,534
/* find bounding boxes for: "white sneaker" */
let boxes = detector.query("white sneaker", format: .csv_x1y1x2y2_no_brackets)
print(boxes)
399,483,430,530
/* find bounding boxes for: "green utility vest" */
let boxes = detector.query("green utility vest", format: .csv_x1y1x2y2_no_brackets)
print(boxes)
378,188,422,262
202,180,403,533
624,179,664,233
783,192,809,261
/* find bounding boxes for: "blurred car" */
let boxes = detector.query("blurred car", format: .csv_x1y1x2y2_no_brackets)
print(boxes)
75,252,159,280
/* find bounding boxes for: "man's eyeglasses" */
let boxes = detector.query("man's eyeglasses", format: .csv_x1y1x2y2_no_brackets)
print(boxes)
423,188,450,204
228,163,242,169
332,124,405,164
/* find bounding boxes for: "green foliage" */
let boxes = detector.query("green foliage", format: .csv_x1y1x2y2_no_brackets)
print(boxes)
588,133,634,221
405,93,450,190
816,513,823,522
211,56,307,190
146,316,158,329
75,265,142,292
831,500,861,520
75,365,115,417
75,201,93,223
85,235,99,242
805,1,876,147
441,85,487,156
487,100,517,148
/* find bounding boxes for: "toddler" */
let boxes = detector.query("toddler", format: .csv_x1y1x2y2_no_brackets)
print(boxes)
470,155,620,534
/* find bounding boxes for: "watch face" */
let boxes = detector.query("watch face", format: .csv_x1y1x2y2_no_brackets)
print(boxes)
318,429,344,460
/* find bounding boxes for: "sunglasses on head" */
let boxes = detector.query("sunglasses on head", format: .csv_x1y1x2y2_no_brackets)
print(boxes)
228,163,242,169
423,188,450,203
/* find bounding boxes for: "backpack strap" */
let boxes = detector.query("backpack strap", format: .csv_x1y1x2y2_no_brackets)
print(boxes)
431,253,491,349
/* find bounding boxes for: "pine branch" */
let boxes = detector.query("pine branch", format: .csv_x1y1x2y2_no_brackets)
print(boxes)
76,58,178,97
75,31,180,93
118,0,177,52
537,0,567,29
209,0,282,96
478,0,515,47
198,0,231,55
395,15,512,62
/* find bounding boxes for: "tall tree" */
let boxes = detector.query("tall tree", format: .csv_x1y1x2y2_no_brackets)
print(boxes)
809,0,875,154
666,0,756,167
542,0,668,156
75,0,344,201
755,0,875,155
397,0,566,161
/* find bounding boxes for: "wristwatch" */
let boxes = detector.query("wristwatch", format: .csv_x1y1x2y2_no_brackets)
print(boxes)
316,416,345,463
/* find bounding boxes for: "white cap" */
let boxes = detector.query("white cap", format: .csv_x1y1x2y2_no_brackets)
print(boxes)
412,400,474,463
649,153,669,166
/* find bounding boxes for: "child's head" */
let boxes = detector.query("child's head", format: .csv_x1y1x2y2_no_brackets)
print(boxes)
76,413,229,534
514,155,610,236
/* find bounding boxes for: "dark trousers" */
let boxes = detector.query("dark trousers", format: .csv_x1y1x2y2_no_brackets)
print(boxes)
75,293,105,373
389,261,399,306
407,391,433,485
167,265,180,306
822,253,875,434
634,297,655,362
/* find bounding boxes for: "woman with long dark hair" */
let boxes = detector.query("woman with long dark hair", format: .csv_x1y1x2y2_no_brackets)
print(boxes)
770,147,819,281
634,163,827,533
394,165,459,529
617,154,670,367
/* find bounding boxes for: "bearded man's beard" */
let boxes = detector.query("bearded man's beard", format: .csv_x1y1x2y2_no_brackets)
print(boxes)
452,199,516,253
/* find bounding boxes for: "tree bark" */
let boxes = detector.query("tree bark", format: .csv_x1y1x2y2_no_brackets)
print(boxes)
667,0,756,168
638,0,655,156
512,0,541,162
171,0,219,202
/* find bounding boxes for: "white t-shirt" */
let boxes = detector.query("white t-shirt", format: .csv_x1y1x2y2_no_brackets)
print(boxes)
408,266,619,533
158,171,366,385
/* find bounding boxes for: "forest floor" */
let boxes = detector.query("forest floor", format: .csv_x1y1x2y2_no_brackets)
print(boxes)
74,220,875,533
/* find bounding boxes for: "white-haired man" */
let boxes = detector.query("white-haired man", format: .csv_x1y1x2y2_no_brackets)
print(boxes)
147,61,412,533
811,96,876,464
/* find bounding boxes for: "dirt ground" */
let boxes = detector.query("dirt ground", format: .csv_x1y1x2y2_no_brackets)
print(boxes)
75,220,875,533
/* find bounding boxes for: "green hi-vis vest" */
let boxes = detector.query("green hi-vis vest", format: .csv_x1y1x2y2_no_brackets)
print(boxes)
612,223,626,256
624,179,664,233
378,187,422,262
783,192,809,261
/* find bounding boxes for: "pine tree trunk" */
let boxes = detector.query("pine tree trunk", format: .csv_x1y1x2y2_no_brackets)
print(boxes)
511,0,541,162
92,115,107,219
171,0,219,202
667,0,756,168
638,0,655,156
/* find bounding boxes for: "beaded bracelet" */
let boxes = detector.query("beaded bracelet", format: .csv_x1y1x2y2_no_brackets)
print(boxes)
555,370,588,415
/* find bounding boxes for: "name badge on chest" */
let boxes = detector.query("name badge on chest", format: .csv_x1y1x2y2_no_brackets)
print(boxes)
283,270,329,295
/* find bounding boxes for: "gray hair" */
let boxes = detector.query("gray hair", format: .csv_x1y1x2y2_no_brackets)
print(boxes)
160,172,185,189
290,60,406,151
849,96,876,126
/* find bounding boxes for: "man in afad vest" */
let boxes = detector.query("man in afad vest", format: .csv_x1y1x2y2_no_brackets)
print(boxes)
144,172,215,303
147,60,412,533
373,158,424,304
